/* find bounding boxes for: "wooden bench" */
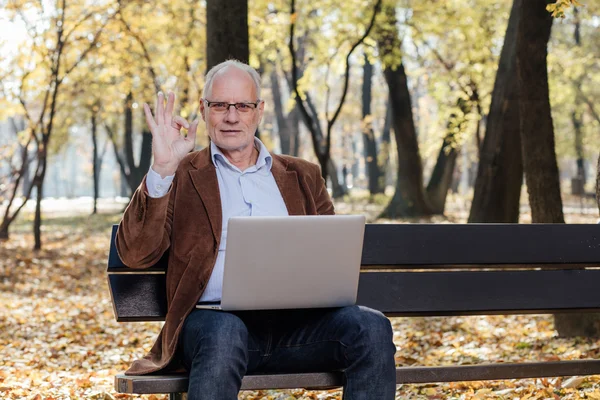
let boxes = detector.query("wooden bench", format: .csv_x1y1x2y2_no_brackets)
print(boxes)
107,223,600,399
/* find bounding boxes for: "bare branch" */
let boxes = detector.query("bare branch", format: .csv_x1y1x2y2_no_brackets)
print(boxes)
60,14,114,81
1,134,39,227
289,0,321,160
408,22,456,71
62,10,97,44
118,10,162,93
578,89,600,125
409,26,480,105
327,0,382,134
323,50,338,122
104,122,130,181
11,1,37,39
17,72,43,145
555,62,600,125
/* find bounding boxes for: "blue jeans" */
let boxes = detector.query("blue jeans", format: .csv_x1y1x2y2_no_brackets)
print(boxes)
179,306,396,400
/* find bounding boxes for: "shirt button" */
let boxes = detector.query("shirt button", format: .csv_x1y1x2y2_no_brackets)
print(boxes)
157,184,163,190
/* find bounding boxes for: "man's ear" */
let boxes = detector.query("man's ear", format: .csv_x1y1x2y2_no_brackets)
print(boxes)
257,100,265,123
199,99,206,121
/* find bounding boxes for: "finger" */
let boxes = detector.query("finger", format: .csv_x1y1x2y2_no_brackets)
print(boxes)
143,103,158,133
186,119,199,146
165,91,175,122
156,92,164,127
172,115,190,129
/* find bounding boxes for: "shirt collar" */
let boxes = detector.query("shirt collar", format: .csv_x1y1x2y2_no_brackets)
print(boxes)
210,137,273,171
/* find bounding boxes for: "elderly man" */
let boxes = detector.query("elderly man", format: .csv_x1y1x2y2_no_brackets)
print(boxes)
116,60,396,399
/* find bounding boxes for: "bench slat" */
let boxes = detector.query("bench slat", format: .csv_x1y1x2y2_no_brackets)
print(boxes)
360,270,600,316
108,224,600,271
108,269,600,321
361,223,600,265
115,359,600,393
116,372,341,393
400,360,600,383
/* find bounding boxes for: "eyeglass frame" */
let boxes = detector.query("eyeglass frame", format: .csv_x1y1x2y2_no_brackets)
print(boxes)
202,99,263,113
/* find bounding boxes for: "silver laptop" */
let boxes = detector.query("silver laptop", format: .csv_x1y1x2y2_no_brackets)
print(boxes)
196,215,366,311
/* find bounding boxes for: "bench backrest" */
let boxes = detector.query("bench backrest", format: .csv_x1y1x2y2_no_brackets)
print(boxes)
107,224,600,321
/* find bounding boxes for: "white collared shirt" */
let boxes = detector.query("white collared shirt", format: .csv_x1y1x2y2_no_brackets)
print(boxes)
146,138,289,301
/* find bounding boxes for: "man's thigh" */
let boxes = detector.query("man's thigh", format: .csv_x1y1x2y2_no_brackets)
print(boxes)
256,306,388,374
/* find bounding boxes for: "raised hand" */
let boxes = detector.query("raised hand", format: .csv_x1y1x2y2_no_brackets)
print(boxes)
143,92,199,177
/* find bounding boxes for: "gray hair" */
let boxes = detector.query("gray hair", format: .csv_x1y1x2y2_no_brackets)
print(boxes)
202,60,262,100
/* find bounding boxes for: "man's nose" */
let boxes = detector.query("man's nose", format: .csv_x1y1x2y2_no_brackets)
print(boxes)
224,106,240,123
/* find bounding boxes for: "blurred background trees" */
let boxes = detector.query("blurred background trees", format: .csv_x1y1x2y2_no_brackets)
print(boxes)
1,0,599,324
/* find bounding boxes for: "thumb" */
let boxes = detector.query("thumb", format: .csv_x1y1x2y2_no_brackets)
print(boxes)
173,115,190,129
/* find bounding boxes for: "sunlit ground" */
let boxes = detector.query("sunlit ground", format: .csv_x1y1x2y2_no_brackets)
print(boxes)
1,192,599,399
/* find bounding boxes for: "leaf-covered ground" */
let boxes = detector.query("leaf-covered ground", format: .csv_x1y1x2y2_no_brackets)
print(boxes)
1,196,600,399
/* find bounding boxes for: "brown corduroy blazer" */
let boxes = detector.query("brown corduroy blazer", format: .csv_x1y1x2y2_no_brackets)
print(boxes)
116,147,335,375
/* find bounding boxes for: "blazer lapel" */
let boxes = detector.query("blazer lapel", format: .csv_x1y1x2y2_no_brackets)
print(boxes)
188,149,222,242
272,155,305,216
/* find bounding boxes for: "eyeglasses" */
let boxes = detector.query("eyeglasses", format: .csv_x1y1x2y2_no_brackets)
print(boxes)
204,100,262,113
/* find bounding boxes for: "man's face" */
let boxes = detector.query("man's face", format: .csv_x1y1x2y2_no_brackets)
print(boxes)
200,67,264,153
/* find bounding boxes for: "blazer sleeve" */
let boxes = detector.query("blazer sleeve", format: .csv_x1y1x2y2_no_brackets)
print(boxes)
115,173,176,269
313,164,335,215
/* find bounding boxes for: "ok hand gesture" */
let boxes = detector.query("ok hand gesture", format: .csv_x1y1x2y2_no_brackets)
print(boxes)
144,92,199,177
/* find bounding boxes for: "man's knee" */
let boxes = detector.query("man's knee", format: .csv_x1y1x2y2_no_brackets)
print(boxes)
335,306,395,351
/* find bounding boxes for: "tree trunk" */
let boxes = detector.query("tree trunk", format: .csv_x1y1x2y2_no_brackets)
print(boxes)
572,110,585,193
427,98,471,214
293,91,343,193
362,54,384,196
0,125,35,241
522,1,600,337
281,32,308,157
554,315,600,338
303,94,348,198
33,145,49,251
105,122,130,195
33,70,60,251
517,0,563,224
572,8,586,191
0,220,9,240
427,139,458,215
379,97,392,189
34,180,42,250
120,93,154,194
377,5,432,218
327,159,347,199
469,0,523,223
137,130,153,187
381,62,433,218
124,91,135,189
9,117,31,197
206,0,249,70
21,147,31,196
270,69,292,155
120,174,129,197
91,112,99,214
288,106,301,157
34,136,50,250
